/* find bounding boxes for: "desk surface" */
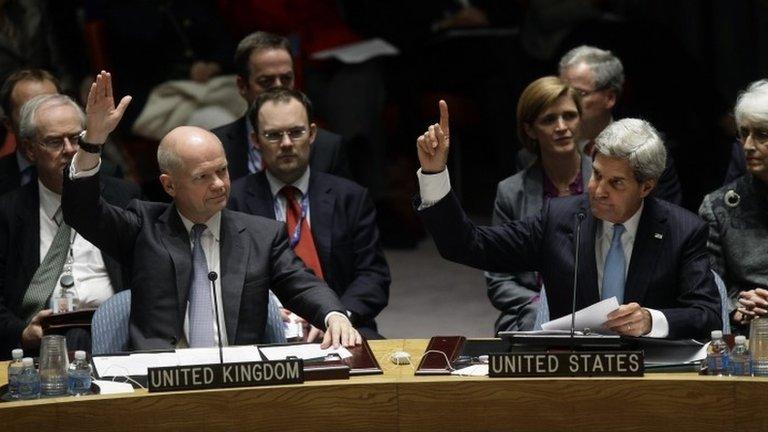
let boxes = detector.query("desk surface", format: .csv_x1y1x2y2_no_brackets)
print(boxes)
2,339,766,432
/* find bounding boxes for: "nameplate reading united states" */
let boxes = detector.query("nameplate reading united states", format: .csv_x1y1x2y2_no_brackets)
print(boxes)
488,351,644,377
148,359,304,393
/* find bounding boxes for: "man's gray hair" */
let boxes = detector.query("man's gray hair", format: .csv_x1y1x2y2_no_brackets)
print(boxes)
18,94,85,143
594,118,666,182
559,45,625,96
734,79,768,128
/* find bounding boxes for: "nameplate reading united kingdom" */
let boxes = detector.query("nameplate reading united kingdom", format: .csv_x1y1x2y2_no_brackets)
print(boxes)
488,351,644,377
148,359,304,393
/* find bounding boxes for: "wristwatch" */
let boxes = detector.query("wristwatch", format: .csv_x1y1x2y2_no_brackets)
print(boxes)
78,131,103,154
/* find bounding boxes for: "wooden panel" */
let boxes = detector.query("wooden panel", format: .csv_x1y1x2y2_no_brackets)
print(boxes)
3,382,398,432
397,378,735,432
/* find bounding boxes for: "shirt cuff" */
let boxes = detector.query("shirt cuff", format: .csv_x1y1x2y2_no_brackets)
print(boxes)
645,308,669,338
416,168,451,209
324,311,349,328
69,152,101,179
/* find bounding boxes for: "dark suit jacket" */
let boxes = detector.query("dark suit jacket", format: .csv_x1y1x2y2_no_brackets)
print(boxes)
212,116,352,181
0,153,24,197
419,192,722,339
62,169,345,351
228,171,390,330
0,176,140,358
486,155,593,332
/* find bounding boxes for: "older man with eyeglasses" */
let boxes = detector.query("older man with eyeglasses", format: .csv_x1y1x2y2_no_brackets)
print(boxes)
0,93,140,358
228,87,390,341
557,45,683,206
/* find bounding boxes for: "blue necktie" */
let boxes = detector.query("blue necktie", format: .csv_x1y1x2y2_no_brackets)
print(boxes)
188,224,215,347
602,224,626,304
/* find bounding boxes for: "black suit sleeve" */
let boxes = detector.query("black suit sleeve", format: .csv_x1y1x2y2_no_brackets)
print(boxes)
0,197,26,355
338,190,390,321
662,221,723,339
418,191,544,274
62,168,142,267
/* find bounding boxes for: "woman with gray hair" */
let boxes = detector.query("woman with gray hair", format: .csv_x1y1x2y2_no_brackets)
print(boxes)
699,79,768,332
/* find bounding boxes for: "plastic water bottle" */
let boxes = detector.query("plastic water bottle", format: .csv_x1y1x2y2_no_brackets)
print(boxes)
67,351,92,396
7,349,24,399
729,335,752,376
17,357,41,400
706,330,730,376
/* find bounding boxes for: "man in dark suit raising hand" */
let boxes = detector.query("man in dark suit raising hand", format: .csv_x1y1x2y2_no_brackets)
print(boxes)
63,71,360,350
416,101,720,339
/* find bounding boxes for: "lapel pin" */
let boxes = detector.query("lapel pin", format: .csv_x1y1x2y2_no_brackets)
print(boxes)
653,233,663,240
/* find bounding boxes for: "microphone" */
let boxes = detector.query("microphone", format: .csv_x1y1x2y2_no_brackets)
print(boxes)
208,271,224,365
570,212,586,349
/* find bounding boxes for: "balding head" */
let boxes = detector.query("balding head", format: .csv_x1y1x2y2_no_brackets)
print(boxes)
158,126,230,223
157,126,224,174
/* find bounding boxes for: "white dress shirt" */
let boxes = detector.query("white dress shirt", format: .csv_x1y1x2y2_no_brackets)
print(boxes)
38,180,114,309
417,168,669,337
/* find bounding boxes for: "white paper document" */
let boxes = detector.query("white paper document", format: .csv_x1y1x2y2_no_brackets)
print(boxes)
93,380,136,395
541,297,620,333
259,344,352,362
93,346,263,378
311,38,399,64
451,364,489,377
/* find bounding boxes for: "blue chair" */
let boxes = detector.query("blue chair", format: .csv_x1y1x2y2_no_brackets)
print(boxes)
91,290,132,355
533,270,732,334
264,292,288,344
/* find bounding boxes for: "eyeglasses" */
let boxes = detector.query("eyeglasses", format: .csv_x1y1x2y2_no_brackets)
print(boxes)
37,132,83,151
261,127,308,143
738,127,768,146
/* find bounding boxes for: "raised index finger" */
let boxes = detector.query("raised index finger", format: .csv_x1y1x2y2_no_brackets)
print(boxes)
439,99,449,136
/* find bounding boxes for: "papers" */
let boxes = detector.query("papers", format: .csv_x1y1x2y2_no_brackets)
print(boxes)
93,344,351,378
93,346,262,378
283,312,304,340
541,297,620,333
451,364,489,377
93,380,135,395
311,38,399,64
259,344,352,362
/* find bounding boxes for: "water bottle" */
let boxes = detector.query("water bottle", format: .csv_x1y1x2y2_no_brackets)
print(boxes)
17,357,41,400
706,330,730,376
67,351,92,396
7,349,24,399
729,335,752,376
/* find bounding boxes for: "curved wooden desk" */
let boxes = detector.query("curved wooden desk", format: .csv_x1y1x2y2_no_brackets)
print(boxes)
1,339,766,432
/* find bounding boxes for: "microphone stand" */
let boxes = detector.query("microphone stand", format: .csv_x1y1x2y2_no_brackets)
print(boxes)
570,212,586,351
208,271,224,365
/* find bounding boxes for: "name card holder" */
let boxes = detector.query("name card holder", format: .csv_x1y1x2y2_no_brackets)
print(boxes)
488,351,644,378
148,359,304,393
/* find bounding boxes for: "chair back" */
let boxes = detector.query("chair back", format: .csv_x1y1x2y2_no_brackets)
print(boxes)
91,290,131,355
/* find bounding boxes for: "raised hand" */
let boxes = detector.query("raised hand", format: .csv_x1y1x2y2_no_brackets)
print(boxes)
84,71,132,144
416,100,450,173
